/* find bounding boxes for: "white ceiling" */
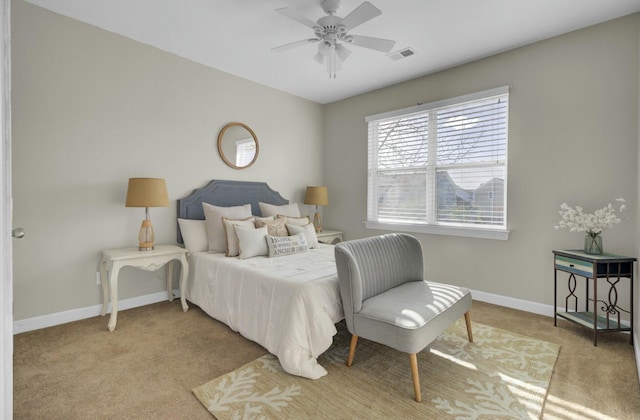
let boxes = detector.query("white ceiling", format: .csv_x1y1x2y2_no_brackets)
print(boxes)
24,0,640,104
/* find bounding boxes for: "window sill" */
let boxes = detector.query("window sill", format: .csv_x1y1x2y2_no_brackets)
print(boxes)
364,221,510,240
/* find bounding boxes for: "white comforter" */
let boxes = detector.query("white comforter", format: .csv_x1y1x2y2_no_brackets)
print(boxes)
185,245,344,379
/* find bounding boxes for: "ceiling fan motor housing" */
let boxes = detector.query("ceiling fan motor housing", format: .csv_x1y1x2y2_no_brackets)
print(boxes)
321,0,342,15
318,15,342,31
317,15,349,45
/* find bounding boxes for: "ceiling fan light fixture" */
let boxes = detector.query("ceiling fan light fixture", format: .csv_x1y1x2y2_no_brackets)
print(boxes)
313,51,325,64
335,43,351,61
318,40,333,55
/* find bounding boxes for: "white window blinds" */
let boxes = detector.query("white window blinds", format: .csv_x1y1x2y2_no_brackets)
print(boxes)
367,86,509,231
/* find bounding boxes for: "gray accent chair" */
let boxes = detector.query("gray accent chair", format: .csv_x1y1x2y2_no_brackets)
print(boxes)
334,233,473,402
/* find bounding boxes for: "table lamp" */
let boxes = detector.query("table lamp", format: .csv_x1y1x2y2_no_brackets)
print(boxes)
304,186,328,233
125,178,169,251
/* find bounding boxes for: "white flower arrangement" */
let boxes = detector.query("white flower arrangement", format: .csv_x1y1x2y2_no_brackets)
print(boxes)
554,198,626,235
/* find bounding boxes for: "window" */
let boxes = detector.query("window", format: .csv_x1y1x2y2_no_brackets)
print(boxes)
366,86,509,240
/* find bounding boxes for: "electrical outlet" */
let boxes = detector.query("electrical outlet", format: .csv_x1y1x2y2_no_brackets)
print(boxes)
96,271,101,285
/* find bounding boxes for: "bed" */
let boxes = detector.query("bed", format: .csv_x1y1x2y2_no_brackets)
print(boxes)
177,180,344,379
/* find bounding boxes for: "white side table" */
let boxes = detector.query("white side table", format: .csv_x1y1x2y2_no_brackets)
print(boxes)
317,229,343,244
99,244,189,331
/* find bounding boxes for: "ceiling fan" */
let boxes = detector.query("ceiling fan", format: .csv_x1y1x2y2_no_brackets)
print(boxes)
272,0,396,78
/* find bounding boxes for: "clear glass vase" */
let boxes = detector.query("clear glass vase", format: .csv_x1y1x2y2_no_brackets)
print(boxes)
584,233,603,255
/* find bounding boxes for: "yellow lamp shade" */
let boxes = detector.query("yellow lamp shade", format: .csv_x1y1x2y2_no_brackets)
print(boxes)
125,178,169,208
304,186,328,233
304,186,328,206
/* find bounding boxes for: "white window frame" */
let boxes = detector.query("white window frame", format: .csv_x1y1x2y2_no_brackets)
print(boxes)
365,86,510,240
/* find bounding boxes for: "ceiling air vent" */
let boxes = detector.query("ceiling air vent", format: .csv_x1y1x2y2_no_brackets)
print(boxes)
387,48,416,61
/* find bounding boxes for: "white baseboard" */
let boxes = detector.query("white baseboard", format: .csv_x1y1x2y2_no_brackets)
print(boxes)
13,289,180,335
471,288,638,383
19,288,545,334
12,287,630,331
12,285,640,387
470,289,555,317
471,288,633,327
12,288,638,356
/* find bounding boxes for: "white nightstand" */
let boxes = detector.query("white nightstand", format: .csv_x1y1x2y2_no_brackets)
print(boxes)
99,244,189,331
317,229,343,244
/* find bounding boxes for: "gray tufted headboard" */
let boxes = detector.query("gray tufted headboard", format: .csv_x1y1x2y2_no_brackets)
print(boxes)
176,179,288,244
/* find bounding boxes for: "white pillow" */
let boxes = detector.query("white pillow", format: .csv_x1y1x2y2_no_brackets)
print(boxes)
286,223,319,249
259,202,301,217
278,215,309,227
266,233,309,257
235,225,268,259
222,217,255,257
177,219,208,252
202,203,252,253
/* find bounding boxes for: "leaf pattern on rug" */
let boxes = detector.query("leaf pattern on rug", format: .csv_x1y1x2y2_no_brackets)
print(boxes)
258,355,282,374
432,378,527,419
194,321,559,420
429,320,556,419
435,321,558,385
206,357,301,418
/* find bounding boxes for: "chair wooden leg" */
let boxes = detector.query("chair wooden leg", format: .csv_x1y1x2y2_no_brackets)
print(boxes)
409,353,421,402
464,311,473,343
346,335,358,367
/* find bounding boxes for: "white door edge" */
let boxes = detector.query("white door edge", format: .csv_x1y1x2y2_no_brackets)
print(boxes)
1,0,13,418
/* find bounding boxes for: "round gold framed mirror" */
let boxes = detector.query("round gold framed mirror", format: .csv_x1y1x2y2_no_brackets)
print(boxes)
217,122,259,169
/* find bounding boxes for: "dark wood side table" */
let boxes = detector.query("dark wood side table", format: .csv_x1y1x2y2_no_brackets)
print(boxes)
553,249,635,346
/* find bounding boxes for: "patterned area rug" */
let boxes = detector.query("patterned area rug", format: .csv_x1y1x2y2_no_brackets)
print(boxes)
193,320,559,419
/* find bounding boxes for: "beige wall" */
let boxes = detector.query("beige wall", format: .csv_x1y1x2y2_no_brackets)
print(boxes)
11,1,324,320
324,15,640,309
11,0,640,331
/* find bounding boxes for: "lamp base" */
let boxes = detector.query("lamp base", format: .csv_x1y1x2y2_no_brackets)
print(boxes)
138,219,155,251
313,212,323,233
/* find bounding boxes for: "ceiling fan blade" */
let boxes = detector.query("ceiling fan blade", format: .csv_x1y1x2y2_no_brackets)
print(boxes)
275,7,319,29
339,1,382,31
347,34,395,53
271,38,320,52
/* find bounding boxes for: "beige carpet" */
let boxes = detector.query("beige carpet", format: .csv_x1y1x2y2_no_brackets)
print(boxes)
13,300,639,419
193,319,559,419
